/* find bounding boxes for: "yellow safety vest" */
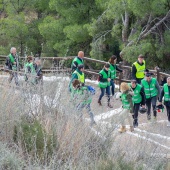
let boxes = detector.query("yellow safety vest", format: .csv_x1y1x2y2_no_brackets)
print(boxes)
74,70,85,83
133,60,145,78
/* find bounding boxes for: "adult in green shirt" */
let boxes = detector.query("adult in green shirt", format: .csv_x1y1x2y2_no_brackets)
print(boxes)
129,79,146,127
158,77,170,126
98,63,113,108
141,72,160,121
108,55,122,96
71,51,84,72
7,47,19,86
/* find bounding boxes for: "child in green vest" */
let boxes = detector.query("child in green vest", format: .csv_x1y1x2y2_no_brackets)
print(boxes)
118,82,134,133
24,56,36,84
71,79,96,126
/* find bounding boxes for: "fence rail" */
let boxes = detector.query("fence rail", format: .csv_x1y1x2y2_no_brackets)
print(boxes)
0,55,169,85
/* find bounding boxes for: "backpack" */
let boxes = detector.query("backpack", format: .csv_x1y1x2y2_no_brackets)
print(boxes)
4,56,11,70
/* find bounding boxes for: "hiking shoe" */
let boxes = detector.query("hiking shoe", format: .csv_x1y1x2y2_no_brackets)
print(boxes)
98,100,102,106
167,121,170,127
147,114,151,121
108,103,113,108
152,116,157,123
90,121,97,127
130,126,134,132
133,121,138,128
118,126,126,133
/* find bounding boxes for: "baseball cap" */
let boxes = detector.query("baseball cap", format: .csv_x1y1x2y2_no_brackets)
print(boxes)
145,72,151,77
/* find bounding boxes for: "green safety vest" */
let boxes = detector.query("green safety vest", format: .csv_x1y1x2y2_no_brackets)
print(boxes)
98,69,111,88
71,57,84,68
121,93,130,109
71,86,92,105
128,83,142,104
73,70,85,83
109,63,116,79
163,83,170,101
141,78,158,99
25,62,36,74
9,54,15,64
133,60,145,78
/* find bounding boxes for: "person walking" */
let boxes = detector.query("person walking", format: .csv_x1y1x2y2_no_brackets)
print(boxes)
158,77,170,126
108,55,122,96
129,79,146,127
6,47,19,86
71,79,96,126
141,72,160,121
98,63,113,108
24,56,37,85
69,64,85,92
71,51,84,72
118,82,134,133
132,54,146,84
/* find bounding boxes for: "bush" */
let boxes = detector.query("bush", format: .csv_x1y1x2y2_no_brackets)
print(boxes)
0,142,24,170
13,116,58,160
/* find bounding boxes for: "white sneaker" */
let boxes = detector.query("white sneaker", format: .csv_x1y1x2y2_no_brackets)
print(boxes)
167,121,170,127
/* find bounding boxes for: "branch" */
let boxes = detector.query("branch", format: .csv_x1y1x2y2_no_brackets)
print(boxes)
122,10,129,44
140,10,170,40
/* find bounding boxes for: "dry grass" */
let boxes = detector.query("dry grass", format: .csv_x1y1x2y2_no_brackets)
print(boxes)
0,72,168,169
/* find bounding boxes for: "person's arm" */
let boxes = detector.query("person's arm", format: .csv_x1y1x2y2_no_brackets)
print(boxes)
127,93,133,113
131,64,137,80
99,73,107,82
140,87,146,105
72,61,78,71
159,88,164,103
116,65,123,72
155,80,161,97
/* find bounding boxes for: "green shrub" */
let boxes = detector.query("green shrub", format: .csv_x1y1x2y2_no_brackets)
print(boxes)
13,117,58,159
0,142,24,170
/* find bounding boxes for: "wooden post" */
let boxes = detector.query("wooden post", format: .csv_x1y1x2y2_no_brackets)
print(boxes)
118,62,123,89
156,67,161,84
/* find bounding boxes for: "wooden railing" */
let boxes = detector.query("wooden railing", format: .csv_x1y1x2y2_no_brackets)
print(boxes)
0,55,169,86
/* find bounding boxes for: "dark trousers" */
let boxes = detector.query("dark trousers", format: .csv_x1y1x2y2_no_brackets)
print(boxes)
136,78,143,84
146,96,157,117
110,79,115,96
165,105,170,121
8,71,19,86
133,103,140,123
98,86,110,103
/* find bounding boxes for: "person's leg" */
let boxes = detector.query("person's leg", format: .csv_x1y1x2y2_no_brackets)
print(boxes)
127,112,134,131
106,86,112,108
98,88,105,105
151,96,157,118
133,103,140,127
118,109,128,132
165,105,170,126
76,103,84,122
14,72,19,86
146,98,151,120
110,80,115,96
86,103,96,126
8,72,14,83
